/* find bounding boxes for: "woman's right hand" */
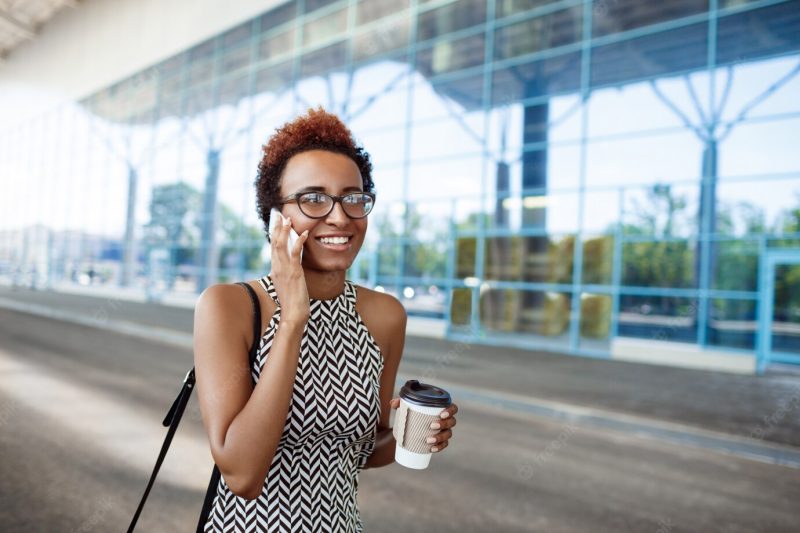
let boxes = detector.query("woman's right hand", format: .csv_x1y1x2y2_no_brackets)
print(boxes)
270,214,310,325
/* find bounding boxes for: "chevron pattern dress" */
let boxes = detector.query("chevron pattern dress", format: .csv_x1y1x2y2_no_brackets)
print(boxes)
203,275,384,532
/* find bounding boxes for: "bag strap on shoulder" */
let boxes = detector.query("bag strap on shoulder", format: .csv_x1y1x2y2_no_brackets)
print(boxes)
128,281,262,532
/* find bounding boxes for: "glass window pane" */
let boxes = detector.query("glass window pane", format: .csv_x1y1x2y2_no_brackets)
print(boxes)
580,292,613,342
618,295,698,342
494,6,582,61
497,0,566,19
305,0,340,13
188,57,215,86
377,239,400,276
590,24,707,89
587,134,702,188
583,190,619,234
218,74,250,107
582,235,615,285
484,235,574,283
716,56,800,122
254,60,294,95
258,2,298,31
413,71,485,121
713,239,758,291
416,0,487,41
416,33,484,75
221,44,251,77
352,18,410,62
300,41,347,78
222,21,252,48
587,80,690,138
772,264,800,355
450,287,472,326
716,179,800,237
455,237,476,278
718,117,800,179
707,298,756,350
357,0,410,25
404,240,448,279
622,240,696,288
717,2,800,64
304,7,349,47
492,51,580,104
409,115,484,160
402,283,447,317
592,0,708,37
259,28,295,62
454,198,483,232
622,184,699,239
407,155,484,201
480,288,572,338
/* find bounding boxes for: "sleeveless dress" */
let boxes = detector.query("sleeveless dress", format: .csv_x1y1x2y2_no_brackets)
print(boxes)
203,275,385,532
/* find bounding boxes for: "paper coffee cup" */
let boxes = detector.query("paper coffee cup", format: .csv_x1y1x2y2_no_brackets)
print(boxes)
392,380,452,469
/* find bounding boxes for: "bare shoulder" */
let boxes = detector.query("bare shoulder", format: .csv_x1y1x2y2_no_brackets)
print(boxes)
354,285,406,326
353,284,407,350
196,283,251,315
194,283,254,342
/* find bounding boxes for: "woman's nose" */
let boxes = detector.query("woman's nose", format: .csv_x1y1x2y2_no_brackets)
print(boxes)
325,200,349,226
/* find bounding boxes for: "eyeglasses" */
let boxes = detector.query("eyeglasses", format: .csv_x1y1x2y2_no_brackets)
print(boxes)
278,191,376,219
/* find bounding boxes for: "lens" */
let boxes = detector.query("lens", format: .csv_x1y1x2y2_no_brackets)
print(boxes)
297,192,333,217
342,193,374,218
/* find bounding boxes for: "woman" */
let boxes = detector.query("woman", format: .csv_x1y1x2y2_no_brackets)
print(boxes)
193,108,459,531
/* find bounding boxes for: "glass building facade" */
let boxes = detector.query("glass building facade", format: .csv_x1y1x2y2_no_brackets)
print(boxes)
1,0,799,370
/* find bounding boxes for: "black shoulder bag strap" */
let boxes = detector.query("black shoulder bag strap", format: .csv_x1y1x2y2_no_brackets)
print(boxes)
127,281,262,533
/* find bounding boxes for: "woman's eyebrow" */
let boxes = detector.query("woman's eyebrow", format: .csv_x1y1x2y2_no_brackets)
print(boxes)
295,185,363,193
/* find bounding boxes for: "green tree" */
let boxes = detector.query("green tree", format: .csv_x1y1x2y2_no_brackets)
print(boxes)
143,182,201,289
144,182,264,288
622,184,694,314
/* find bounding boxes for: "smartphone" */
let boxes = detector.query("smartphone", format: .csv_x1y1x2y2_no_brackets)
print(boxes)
269,208,302,259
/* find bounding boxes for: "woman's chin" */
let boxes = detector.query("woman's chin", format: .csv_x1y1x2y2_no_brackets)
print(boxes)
304,255,355,273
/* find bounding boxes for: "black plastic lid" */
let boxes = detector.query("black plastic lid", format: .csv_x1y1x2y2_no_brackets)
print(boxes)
399,380,451,408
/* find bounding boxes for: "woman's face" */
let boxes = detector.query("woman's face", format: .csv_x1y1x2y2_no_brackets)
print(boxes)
277,149,369,273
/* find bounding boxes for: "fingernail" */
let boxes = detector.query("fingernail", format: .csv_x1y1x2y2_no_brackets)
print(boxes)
440,412,450,419
431,447,439,452
430,422,440,429
283,217,290,226
426,437,436,444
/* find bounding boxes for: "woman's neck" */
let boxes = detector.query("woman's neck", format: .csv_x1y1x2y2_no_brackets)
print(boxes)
303,268,346,300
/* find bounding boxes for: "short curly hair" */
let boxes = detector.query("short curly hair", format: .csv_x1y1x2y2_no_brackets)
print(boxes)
255,107,374,240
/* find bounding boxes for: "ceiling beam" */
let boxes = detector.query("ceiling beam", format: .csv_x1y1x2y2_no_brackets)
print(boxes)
0,8,35,39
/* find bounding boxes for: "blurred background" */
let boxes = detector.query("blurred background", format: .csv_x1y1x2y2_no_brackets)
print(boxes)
1,0,800,371
1,0,799,532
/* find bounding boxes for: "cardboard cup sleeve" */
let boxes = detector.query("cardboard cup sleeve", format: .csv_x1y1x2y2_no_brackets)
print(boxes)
392,400,442,454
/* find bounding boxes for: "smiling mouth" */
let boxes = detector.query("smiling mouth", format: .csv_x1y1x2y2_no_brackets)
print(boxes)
317,236,351,245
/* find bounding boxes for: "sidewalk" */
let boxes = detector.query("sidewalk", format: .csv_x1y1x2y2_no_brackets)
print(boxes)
1,283,799,459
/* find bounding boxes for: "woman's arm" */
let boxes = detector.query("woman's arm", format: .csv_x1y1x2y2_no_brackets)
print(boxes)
359,291,407,469
193,284,305,500
194,218,310,499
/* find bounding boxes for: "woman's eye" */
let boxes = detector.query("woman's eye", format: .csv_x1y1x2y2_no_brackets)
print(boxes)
301,194,326,204
344,194,363,204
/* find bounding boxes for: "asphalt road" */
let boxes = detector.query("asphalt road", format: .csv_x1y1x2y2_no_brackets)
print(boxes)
0,308,798,532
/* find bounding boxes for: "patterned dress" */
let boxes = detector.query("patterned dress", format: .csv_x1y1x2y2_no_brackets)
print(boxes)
203,275,384,532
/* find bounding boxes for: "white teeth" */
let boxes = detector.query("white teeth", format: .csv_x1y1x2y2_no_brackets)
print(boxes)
319,236,349,245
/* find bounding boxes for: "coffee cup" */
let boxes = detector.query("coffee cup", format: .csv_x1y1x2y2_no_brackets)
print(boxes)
392,380,452,469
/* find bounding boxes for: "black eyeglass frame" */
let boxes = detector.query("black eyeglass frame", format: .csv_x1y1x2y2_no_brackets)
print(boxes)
276,191,376,219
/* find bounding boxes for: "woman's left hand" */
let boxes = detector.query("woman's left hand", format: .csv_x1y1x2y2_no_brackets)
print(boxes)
390,398,458,453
